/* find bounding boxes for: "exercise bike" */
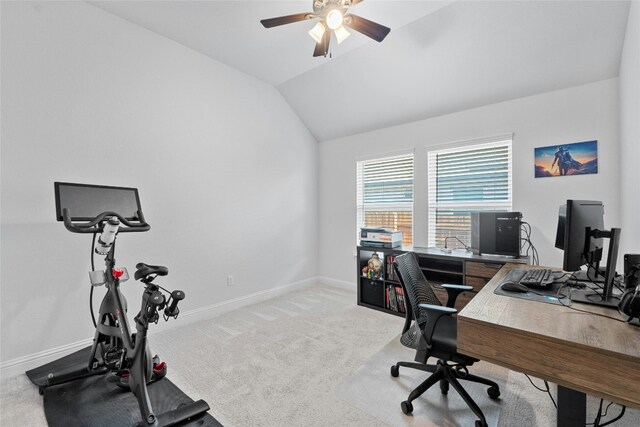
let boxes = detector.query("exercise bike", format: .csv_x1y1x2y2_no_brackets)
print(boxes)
40,182,210,426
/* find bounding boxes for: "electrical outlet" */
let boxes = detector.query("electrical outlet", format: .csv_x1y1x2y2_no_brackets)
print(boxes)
226,275,234,286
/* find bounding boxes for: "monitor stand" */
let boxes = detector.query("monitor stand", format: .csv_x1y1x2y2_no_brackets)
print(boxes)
568,268,604,283
568,288,621,308
569,227,622,309
570,270,604,283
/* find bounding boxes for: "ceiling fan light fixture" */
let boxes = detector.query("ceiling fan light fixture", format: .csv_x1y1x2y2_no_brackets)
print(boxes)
334,25,351,44
326,9,343,30
308,21,326,43
261,0,390,57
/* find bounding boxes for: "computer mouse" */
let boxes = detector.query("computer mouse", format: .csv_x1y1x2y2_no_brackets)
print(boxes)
500,282,530,293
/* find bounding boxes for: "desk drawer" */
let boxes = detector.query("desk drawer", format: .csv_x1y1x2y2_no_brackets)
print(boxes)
465,261,503,279
464,276,489,292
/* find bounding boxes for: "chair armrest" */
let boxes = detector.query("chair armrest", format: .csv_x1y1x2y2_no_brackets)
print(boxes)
417,304,457,348
418,304,457,313
441,284,474,308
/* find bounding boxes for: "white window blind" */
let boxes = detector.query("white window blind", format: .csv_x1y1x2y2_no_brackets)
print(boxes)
357,154,414,246
428,139,512,248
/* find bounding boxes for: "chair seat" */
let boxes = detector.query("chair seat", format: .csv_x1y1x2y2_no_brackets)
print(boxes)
401,317,478,366
401,317,457,354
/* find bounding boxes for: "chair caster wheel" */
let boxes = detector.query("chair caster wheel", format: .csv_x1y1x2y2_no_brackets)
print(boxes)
390,365,399,378
475,421,487,427
439,379,449,395
487,386,501,399
401,400,413,415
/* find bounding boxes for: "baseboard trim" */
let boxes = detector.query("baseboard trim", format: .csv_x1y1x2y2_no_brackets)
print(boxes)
176,276,318,325
0,276,318,379
318,276,355,292
0,337,94,379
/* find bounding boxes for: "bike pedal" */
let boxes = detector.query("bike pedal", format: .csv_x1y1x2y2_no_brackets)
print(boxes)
152,361,167,382
107,372,131,389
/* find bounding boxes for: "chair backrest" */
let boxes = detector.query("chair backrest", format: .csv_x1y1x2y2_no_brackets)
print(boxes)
393,253,442,327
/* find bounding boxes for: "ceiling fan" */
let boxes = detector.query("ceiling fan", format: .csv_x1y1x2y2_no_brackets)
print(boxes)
260,0,391,57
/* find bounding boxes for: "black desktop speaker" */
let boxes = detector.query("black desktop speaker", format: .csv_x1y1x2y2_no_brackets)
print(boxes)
471,212,522,257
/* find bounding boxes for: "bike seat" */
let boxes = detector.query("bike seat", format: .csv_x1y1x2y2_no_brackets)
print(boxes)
135,263,169,281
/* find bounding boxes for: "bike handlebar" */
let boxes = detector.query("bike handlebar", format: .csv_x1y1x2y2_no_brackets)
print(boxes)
62,208,151,234
164,290,185,319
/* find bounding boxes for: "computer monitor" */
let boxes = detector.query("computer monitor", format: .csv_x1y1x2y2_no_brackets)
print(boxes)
556,200,605,272
555,200,621,308
54,182,142,221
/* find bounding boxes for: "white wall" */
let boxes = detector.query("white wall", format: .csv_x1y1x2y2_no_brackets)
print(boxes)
319,79,620,285
619,1,640,258
0,2,318,364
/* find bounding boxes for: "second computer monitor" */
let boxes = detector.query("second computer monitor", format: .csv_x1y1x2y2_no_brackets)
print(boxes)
555,199,621,308
556,200,604,273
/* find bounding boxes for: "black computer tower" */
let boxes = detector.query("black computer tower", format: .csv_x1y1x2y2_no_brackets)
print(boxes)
471,212,522,257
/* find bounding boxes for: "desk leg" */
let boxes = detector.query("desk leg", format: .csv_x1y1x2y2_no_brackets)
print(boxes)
557,385,586,426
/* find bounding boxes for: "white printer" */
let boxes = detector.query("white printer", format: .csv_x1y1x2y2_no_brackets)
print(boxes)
360,227,403,248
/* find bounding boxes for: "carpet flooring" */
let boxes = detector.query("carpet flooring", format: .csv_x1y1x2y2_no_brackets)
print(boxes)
1,284,638,426
336,333,640,427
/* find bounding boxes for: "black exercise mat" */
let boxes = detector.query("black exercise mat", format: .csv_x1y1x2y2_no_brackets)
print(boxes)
26,346,99,387
43,374,221,427
27,346,222,426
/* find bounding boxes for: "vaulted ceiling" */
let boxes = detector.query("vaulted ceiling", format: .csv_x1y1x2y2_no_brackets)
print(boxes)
89,1,631,141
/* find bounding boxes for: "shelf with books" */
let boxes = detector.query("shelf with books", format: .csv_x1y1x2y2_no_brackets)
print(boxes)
385,254,400,282
357,245,529,317
357,246,406,317
385,283,406,314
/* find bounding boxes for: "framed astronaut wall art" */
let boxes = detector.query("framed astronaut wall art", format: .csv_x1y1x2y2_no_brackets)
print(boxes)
534,140,598,178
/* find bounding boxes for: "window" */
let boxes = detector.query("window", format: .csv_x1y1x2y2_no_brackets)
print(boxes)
428,138,512,248
357,153,414,246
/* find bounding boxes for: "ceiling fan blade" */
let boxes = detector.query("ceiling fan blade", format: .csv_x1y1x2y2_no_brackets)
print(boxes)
313,30,331,57
345,14,390,42
260,13,312,28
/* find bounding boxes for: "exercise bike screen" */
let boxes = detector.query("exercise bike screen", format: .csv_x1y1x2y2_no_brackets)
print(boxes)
55,182,142,221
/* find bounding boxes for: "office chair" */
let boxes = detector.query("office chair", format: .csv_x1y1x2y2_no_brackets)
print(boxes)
391,253,500,427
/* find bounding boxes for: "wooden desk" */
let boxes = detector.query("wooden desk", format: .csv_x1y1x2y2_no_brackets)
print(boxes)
457,263,640,426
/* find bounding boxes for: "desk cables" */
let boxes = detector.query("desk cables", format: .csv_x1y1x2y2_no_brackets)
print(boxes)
583,257,625,294
523,374,556,409
555,276,628,324
588,399,626,426
520,221,539,265
524,375,628,426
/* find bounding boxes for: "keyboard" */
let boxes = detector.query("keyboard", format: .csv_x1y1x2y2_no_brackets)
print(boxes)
509,268,555,289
